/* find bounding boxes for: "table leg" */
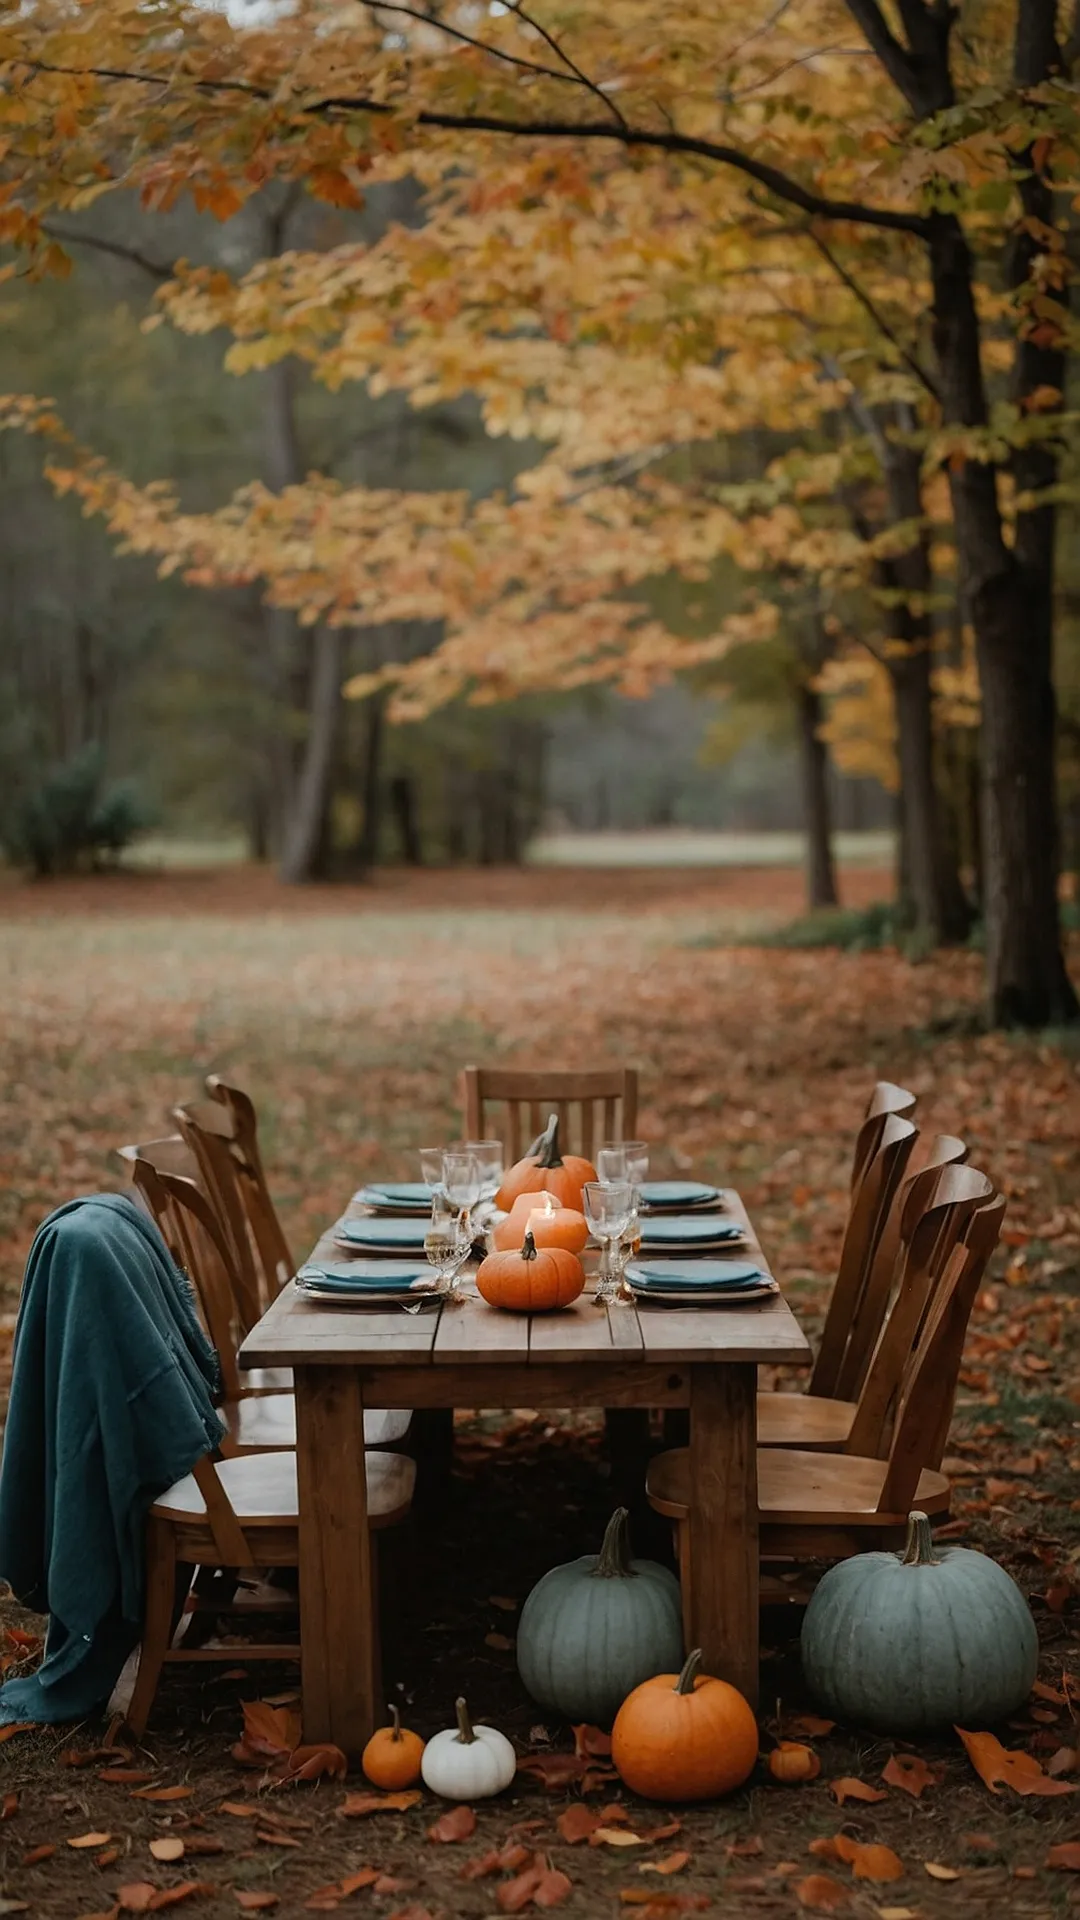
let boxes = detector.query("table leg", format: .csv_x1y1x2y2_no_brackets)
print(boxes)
294,1365,377,1754
687,1363,759,1708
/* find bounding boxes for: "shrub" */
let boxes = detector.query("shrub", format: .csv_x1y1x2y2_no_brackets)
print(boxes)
0,743,154,876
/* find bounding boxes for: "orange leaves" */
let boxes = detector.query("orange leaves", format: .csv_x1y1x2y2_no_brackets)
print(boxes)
956,1728,1078,1797
308,167,365,211
231,1702,344,1788
640,1853,689,1876
427,1806,477,1843
809,1836,903,1882
149,1838,186,1864
496,1855,572,1912
339,1790,422,1817
1047,1843,1080,1871
304,1867,382,1910
0,1794,17,1821
131,1784,194,1802
556,1806,601,1844
881,1754,939,1799
795,1875,849,1912
828,1779,886,1806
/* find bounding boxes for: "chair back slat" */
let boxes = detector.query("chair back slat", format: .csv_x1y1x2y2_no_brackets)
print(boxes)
811,1112,917,1398
834,1133,968,1404
851,1082,916,1190
878,1192,1006,1512
124,1153,245,1402
460,1066,638,1162
173,1079,295,1324
846,1161,993,1457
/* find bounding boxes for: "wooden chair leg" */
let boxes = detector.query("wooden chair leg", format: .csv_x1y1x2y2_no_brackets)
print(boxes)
127,1519,178,1738
675,1521,692,1651
368,1534,383,1717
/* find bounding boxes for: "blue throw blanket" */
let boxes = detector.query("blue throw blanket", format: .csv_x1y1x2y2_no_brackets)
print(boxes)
0,1194,225,1724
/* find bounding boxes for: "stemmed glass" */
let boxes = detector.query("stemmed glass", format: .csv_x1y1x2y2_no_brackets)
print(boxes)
464,1140,504,1209
423,1192,472,1302
599,1141,649,1261
443,1149,482,1250
419,1148,447,1195
583,1180,634,1305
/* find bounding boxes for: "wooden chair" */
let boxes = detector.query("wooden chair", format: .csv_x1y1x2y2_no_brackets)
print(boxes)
118,1150,409,1454
126,1446,415,1737
647,1192,1006,1640
460,1065,638,1160
850,1081,917,1190
173,1078,295,1329
807,1102,920,1402
758,1154,989,1454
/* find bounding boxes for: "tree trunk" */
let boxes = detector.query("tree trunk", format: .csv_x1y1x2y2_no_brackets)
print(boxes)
796,677,838,910
278,624,344,885
357,691,386,871
390,774,423,864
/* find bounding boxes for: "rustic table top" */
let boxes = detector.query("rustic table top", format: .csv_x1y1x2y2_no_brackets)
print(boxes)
238,1190,813,1371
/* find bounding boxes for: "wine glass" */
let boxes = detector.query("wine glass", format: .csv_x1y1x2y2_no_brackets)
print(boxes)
443,1149,482,1249
583,1179,633,1304
419,1147,447,1195
622,1141,650,1188
465,1139,504,1208
596,1144,629,1186
601,1140,648,1257
424,1193,472,1301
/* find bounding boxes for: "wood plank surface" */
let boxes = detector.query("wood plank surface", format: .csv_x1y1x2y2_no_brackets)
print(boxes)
293,1366,378,1753
356,1361,689,1409
687,1361,759,1708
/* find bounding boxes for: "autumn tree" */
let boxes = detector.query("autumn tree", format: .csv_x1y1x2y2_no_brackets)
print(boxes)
1,0,1078,1020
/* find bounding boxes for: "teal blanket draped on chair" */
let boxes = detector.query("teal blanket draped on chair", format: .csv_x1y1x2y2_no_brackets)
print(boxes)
0,1193,225,1724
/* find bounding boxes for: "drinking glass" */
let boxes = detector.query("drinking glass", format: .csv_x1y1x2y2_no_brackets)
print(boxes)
424,1193,472,1301
443,1150,482,1249
622,1141,650,1188
419,1147,447,1194
465,1139,504,1207
596,1144,629,1186
600,1140,648,1256
583,1179,634,1304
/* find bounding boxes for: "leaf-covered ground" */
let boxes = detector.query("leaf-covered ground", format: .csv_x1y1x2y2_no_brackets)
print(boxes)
2,863,1080,1919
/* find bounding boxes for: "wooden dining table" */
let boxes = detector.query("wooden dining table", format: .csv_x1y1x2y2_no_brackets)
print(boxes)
237,1189,812,1755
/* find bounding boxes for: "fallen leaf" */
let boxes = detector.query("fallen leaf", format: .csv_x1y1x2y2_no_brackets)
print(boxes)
1048,1842,1080,1870
100,1768,160,1784
181,1837,225,1857
460,1841,531,1881
146,1884,216,1910
21,1843,56,1865
795,1875,849,1912
95,1847,120,1869
726,1837,764,1859
580,1767,619,1795
809,1836,903,1882
640,1821,682,1843
219,1802,261,1818
68,1832,113,1849
882,1754,939,1799
1047,1747,1078,1775
304,1868,381,1905
428,1805,476,1843
61,1748,115,1768
0,1793,17,1820
591,1827,648,1847
275,1744,347,1786
572,1725,612,1759
533,1866,572,1909
373,1877,413,1895
339,1790,422,1817
234,1897,279,1911
557,1806,601,1844
829,1778,886,1805
1013,1866,1037,1879
0,1905,30,1917
618,1895,709,1913
490,1596,518,1611
150,1838,186,1863
132,1784,194,1802
0,1726,34,1744
957,1727,1078,1796
515,1753,594,1791
232,1700,301,1769
118,1889,158,1915
256,1827,303,1848
497,1863,545,1914
1033,1680,1067,1705
640,1853,689,1875
485,1633,515,1652
924,1863,962,1880
786,1715,836,1737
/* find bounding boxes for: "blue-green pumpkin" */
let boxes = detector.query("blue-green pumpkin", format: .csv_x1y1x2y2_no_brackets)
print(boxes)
801,1511,1038,1734
516,1508,683,1728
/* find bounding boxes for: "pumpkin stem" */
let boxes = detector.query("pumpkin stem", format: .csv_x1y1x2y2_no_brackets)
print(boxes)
388,1703,402,1743
454,1696,476,1745
520,1229,539,1263
675,1649,703,1695
593,1507,635,1579
533,1113,565,1171
900,1510,940,1567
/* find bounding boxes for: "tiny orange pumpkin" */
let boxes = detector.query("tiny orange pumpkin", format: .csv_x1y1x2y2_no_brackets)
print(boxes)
477,1229,585,1313
495,1113,598,1213
361,1705,425,1789
611,1649,759,1801
493,1189,589,1255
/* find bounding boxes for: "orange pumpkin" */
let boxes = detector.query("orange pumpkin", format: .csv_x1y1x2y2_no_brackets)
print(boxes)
476,1229,585,1313
494,1189,589,1254
496,1113,598,1212
611,1649,759,1801
361,1705,425,1789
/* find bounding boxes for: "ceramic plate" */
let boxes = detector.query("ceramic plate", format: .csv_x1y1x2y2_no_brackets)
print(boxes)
353,1181,434,1214
639,1180,724,1211
334,1217,430,1254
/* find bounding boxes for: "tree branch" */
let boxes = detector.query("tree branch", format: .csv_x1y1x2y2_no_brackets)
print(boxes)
501,0,628,128
810,230,941,398
23,61,932,238
42,222,172,279
366,0,595,92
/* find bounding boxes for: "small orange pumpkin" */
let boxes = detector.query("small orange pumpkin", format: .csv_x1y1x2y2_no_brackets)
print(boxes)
767,1739,820,1783
496,1112,598,1213
611,1649,759,1801
477,1228,585,1313
494,1189,589,1255
361,1704,425,1789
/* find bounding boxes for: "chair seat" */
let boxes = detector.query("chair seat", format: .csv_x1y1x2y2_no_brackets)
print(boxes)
222,1396,411,1453
647,1446,949,1527
152,1449,416,1528
757,1391,855,1450
243,1366,293,1393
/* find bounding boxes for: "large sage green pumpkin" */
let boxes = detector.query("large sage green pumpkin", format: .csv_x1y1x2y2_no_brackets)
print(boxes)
801,1511,1038,1734
517,1508,683,1728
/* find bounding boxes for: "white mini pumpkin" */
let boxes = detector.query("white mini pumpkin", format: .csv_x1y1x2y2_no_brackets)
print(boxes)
420,1697,516,1800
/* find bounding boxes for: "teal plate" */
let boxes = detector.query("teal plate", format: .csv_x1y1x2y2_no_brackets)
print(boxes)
354,1181,434,1213
336,1217,430,1252
627,1259,768,1291
639,1180,723,1210
639,1215,744,1246
297,1260,432,1296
